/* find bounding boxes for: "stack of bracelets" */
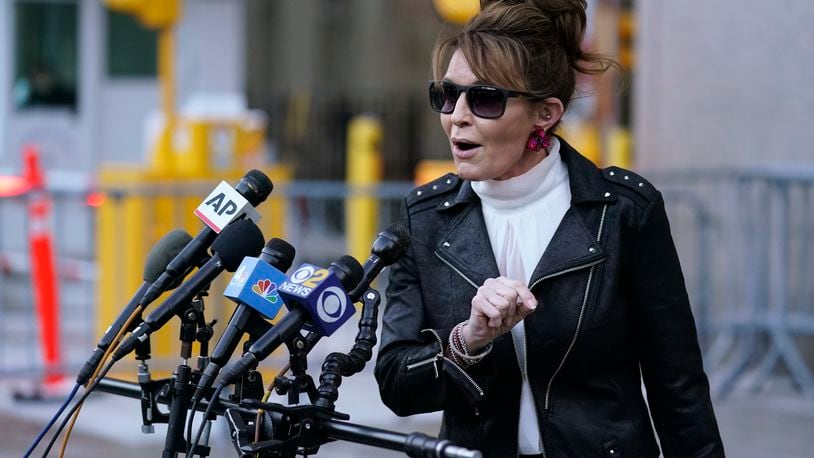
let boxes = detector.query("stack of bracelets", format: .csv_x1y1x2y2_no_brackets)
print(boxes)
447,321,493,367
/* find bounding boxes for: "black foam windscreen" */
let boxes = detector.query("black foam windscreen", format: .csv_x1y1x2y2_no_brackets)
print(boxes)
211,219,265,272
235,169,274,207
261,238,296,272
373,223,411,266
331,255,365,292
143,229,193,282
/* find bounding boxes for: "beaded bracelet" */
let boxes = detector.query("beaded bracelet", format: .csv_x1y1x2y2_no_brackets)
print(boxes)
447,321,492,367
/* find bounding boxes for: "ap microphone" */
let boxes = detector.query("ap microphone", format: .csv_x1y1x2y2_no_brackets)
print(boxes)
76,229,193,385
113,219,265,361
191,238,297,403
218,256,363,386
348,223,411,301
139,170,273,308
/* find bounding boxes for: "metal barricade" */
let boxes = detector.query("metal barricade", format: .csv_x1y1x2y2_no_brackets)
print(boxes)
653,167,814,398
7,169,813,400
0,189,96,378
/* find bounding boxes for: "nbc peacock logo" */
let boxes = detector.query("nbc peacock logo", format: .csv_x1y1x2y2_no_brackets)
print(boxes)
252,279,280,304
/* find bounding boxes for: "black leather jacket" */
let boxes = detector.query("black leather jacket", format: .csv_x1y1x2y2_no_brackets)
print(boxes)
375,139,724,458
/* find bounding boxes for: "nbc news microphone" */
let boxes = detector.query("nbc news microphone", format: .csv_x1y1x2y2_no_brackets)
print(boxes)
76,229,196,385
138,170,273,308
217,256,364,386
112,219,265,361
192,238,296,403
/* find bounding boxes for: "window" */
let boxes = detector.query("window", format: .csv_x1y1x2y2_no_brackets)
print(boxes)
107,9,157,77
13,1,79,110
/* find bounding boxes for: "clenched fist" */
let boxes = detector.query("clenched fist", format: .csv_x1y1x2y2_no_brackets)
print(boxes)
462,277,538,352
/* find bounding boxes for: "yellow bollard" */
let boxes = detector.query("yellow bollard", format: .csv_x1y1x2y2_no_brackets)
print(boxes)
174,119,211,178
414,160,457,186
345,115,383,265
606,126,633,169
560,121,601,165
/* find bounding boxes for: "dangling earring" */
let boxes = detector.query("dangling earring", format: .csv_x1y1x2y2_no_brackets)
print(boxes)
527,128,551,152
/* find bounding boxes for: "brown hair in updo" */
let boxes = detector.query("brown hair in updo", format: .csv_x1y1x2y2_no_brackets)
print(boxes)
432,0,620,130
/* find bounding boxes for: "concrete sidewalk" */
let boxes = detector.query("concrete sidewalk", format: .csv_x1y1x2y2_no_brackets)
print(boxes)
3,368,814,457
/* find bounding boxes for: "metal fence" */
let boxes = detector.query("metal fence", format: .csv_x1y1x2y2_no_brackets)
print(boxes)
0,190,96,377
2,171,814,398
654,166,814,398
0,181,412,378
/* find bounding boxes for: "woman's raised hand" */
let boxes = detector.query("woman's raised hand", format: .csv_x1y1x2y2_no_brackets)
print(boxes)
462,277,538,352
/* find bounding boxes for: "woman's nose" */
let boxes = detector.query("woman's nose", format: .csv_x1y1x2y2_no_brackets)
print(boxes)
449,91,472,126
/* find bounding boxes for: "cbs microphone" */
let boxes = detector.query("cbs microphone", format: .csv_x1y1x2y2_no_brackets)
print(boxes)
217,256,364,386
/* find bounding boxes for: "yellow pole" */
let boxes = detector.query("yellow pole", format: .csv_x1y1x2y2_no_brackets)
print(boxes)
345,115,383,264
152,26,176,176
606,126,633,169
561,120,601,165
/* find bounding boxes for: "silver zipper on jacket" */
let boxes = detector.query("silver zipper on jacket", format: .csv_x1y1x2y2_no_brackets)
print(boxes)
435,204,607,456
404,328,485,397
542,204,607,411
406,354,441,379
517,257,603,458
543,264,595,410
427,328,484,397
434,251,479,289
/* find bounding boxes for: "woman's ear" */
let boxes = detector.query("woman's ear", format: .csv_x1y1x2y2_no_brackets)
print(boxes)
536,97,565,131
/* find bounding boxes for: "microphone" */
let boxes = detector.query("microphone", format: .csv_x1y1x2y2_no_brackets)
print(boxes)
139,170,273,307
222,239,295,321
218,256,364,386
348,223,411,301
76,229,193,385
112,219,265,361
191,238,296,402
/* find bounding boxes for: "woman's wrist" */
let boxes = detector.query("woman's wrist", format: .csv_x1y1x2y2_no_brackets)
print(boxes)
448,321,492,367
461,321,490,353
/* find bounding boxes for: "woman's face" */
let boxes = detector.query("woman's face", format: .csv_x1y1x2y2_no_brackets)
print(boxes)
440,49,545,182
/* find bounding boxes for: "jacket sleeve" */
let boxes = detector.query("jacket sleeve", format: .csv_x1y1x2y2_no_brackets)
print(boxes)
374,200,482,416
630,193,725,457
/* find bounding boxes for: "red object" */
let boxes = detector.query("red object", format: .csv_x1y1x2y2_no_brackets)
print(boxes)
23,146,63,385
85,191,105,208
24,145,45,190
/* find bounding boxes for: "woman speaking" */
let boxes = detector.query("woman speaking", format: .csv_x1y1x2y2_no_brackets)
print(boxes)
375,1,725,457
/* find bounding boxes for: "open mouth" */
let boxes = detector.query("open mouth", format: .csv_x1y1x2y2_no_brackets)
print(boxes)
454,141,481,151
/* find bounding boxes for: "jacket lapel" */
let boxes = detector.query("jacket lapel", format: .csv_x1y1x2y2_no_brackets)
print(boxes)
435,198,501,289
527,205,605,287
526,139,614,287
434,137,614,291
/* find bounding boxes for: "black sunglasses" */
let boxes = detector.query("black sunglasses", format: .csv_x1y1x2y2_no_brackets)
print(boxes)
428,80,535,119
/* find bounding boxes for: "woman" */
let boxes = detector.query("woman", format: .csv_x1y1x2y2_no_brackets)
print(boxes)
375,1,724,457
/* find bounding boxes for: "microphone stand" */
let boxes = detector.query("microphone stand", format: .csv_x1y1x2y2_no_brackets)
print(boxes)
133,310,163,435
93,287,483,458
222,288,480,458
232,288,380,457
162,293,214,458
128,289,215,457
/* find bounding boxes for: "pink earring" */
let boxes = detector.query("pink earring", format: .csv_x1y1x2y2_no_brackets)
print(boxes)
527,128,551,151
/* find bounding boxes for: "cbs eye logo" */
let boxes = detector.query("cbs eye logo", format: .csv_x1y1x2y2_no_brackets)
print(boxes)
317,287,347,324
289,265,329,287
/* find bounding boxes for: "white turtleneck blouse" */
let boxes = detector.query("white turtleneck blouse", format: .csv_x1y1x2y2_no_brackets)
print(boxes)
470,138,571,454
